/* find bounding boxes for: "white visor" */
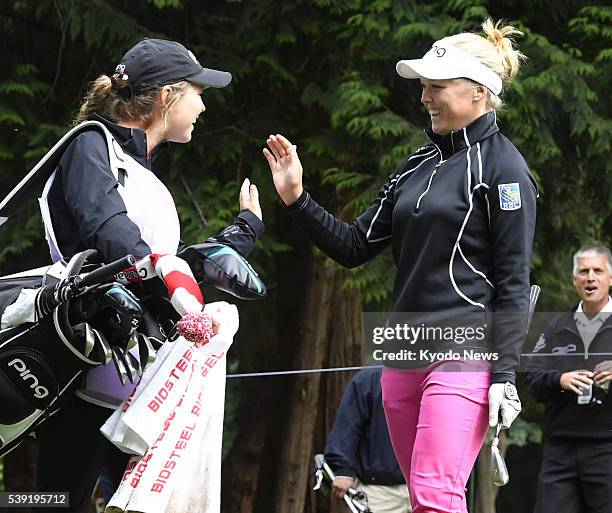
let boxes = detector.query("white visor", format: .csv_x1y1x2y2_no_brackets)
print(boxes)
396,39,502,96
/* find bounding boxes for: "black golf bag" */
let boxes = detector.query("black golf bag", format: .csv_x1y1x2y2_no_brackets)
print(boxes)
0,243,267,457
0,250,145,456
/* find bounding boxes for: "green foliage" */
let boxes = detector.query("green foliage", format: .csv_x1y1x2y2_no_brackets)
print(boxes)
0,2,610,499
0,0,608,323
483,416,542,447
148,0,182,8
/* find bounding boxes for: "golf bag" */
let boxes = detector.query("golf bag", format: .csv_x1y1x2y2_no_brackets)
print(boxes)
0,242,267,457
0,250,142,456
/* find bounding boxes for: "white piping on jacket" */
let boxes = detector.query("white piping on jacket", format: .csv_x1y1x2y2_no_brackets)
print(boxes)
365,148,438,241
448,127,494,308
415,168,437,211
477,142,491,226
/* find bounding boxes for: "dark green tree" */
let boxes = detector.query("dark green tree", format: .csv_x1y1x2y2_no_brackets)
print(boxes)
0,1,610,512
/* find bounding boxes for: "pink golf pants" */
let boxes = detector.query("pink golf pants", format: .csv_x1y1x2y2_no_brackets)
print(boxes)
381,361,491,513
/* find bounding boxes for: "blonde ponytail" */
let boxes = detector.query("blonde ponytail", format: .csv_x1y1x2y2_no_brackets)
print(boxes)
444,18,527,110
74,75,115,124
481,18,525,81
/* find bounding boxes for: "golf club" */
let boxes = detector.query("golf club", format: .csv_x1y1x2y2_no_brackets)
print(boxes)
111,347,128,385
83,322,95,357
91,327,112,365
127,331,138,351
137,332,156,370
124,350,142,379
117,348,137,384
491,284,542,486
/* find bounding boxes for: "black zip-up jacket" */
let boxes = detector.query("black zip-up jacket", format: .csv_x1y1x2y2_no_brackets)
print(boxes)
324,368,404,485
287,112,537,383
47,113,263,262
524,308,612,440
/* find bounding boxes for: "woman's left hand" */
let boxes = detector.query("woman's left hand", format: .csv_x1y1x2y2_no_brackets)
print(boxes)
239,178,262,221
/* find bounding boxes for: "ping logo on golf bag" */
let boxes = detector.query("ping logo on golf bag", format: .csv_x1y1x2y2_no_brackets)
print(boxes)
7,358,49,399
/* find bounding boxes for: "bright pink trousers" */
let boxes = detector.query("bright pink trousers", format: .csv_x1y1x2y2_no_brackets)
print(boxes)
381,362,491,513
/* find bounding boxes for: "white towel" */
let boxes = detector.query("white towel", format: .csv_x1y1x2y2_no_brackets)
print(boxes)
102,302,238,513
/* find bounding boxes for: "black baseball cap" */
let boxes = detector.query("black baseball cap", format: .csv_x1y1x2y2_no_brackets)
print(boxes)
116,38,232,95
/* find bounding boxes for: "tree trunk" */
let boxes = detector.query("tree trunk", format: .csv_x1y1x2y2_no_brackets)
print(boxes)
221,380,281,513
323,275,364,513
271,254,343,513
222,213,364,513
309,262,364,513
220,247,291,513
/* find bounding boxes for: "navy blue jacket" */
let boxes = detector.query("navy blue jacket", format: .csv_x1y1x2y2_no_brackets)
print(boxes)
324,368,404,485
47,113,263,262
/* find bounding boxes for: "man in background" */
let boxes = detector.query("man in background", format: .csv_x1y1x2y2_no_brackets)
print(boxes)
525,244,612,513
325,367,410,512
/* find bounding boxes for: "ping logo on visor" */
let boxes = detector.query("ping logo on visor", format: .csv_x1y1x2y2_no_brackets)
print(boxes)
498,183,521,211
430,45,447,57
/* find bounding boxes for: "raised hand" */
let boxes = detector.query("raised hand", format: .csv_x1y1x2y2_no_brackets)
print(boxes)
262,134,304,206
239,177,262,221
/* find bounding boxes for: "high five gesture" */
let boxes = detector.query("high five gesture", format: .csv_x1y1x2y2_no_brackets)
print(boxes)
263,134,303,205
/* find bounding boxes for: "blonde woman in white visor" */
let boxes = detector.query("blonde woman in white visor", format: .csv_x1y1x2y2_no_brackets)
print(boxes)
264,19,537,512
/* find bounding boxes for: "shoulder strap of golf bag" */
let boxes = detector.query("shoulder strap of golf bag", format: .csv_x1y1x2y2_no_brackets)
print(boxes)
35,122,134,262
0,121,127,228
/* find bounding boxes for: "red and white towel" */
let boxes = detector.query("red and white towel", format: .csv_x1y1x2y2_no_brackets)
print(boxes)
102,301,238,513
102,254,238,513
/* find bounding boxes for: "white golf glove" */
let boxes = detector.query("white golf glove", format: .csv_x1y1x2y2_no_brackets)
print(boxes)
488,382,521,428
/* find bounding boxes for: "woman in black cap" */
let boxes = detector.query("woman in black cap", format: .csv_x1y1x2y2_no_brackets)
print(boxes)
34,38,263,512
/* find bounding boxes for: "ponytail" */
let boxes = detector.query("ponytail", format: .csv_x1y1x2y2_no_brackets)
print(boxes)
73,74,189,127
445,19,527,110
481,18,525,81
74,75,115,124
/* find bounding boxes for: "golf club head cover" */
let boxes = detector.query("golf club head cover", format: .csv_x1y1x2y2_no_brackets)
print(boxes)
115,253,217,345
116,253,204,315
147,255,215,345
69,283,143,348
488,382,521,428
177,242,266,300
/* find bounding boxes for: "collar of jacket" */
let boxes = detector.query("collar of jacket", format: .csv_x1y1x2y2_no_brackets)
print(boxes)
425,111,499,160
553,303,612,337
87,112,169,168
